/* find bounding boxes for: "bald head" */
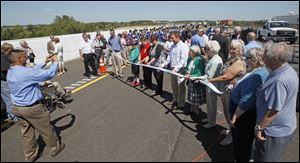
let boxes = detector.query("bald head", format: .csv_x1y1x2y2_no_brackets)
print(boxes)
247,32,256,41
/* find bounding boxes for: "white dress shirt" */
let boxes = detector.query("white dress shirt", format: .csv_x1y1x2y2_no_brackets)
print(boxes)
161,40,189,72
80,40,93,54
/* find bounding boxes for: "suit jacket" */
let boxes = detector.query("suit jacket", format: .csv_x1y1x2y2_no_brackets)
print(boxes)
231,33,241,40
212,34,230,63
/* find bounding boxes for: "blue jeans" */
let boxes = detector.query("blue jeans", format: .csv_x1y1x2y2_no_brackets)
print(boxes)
1,80,18,122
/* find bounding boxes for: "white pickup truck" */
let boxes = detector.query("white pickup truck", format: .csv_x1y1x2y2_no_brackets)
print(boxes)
257,20,298,44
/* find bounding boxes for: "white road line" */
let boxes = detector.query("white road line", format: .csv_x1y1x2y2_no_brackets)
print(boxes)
77,81,87,84
64,86,75,90
82,79,93,81
70,83,82,87
90,76,97,79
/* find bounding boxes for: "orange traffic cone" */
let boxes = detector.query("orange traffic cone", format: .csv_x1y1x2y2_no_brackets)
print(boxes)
99,58,107,73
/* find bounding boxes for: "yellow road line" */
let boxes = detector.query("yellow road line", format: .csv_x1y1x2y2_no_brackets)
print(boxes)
71,65,127,94
71,74,110,94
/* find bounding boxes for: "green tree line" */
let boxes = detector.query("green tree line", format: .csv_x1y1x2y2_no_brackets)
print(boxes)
1,15,156,41
1,15,266,41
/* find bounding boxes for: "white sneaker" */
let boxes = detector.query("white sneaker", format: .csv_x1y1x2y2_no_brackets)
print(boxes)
203,123,216,128
201,118,209,123
220,134,232,145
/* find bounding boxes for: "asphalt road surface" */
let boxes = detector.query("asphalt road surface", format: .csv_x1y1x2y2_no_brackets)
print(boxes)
1,44,299,162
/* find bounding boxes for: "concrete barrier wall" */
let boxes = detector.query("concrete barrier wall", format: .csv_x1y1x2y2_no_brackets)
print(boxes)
1,28,143,64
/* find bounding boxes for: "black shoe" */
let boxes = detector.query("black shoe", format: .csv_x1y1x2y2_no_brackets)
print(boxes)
84,73,91,78
183,109,192,115
190,112,200,119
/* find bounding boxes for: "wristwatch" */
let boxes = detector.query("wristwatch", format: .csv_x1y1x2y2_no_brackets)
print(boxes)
255,125,264,131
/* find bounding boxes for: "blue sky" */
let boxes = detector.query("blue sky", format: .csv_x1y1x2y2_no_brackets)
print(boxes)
1,1,299,26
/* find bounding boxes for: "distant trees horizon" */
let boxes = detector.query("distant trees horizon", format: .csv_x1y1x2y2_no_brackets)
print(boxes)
1,15,265,41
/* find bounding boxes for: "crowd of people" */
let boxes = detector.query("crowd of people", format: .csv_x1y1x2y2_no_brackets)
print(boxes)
90,24,298,162
1,23,298,162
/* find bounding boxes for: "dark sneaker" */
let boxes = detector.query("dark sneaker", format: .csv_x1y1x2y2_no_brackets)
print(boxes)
84,73,91,78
